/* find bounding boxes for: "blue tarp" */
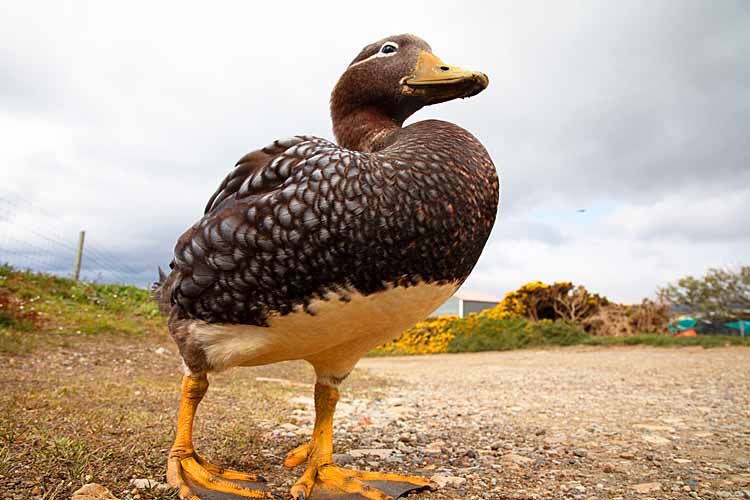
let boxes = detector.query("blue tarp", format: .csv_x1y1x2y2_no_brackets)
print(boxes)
725,320,750,333
670,317,748,335
668,318,697,333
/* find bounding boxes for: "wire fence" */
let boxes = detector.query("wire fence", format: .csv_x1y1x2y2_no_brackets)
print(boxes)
0,191,145,285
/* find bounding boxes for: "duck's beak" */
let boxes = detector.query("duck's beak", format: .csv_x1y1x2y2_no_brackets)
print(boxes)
400,51,489,104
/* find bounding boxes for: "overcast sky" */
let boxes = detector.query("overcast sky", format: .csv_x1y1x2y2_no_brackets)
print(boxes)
1,1,748,303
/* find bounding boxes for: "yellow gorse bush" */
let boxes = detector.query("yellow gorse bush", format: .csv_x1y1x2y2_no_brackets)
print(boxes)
371,315,460,355
481,281,575,320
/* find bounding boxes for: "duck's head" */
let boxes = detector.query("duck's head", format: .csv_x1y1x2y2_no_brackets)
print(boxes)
331,34,489,150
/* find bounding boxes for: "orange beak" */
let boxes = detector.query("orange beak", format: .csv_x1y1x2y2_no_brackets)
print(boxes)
400,51,489,104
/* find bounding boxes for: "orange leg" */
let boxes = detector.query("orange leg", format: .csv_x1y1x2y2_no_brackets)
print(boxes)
167,374,280,500
284,383,436,500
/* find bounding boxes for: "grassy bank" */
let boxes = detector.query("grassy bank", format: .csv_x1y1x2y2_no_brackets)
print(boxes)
0,267,390,500
0,265,164,355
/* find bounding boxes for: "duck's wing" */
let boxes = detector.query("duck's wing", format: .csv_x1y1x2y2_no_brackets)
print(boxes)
203,136,320,215
168,135,368,324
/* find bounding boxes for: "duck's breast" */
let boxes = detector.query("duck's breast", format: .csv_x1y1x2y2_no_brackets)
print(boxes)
188,281,457,371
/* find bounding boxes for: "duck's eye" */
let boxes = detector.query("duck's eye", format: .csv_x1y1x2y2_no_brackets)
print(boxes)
380,43,398,55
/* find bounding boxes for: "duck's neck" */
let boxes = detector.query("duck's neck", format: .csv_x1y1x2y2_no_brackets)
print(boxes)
332,106,400,152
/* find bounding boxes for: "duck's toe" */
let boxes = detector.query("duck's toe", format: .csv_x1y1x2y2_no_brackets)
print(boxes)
168,453,279,499
292,463,437,500
284,443,312,468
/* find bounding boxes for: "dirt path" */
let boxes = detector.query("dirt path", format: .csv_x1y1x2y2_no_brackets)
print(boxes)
2,338,749,500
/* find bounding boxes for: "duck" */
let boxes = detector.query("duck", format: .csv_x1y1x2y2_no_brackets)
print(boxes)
155,33,498,500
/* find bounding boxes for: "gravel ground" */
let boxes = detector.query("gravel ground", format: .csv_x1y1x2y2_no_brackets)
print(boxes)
3,339,749,500
347,347,750,500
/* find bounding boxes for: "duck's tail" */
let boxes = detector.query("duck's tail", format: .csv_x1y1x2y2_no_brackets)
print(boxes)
152,266,176,316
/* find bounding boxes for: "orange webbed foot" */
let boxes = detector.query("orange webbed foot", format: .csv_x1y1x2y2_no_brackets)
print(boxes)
286,383,436,499
290,463,437,500
167,452,281,500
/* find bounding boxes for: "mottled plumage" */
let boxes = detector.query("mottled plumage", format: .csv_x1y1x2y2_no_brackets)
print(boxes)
165,121,496,324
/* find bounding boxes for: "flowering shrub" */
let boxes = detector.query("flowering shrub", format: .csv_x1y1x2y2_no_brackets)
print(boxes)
371,315,460,355
481,281,578,321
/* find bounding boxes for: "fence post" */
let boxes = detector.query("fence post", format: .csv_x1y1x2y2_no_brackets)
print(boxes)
72,230,85,281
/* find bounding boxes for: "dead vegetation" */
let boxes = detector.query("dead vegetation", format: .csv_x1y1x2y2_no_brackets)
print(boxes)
584,300,671,337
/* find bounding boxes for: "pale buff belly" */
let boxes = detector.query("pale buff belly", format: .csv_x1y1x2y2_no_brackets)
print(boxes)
188,282,457,375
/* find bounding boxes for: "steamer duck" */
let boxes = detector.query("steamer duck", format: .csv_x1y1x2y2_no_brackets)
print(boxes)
156,34,498,500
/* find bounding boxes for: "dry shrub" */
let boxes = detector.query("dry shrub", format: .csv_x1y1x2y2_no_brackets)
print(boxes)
583,299,670,337
554,285,609,323
630,299,671,334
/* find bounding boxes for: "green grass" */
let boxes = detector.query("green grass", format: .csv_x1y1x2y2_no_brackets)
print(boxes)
580,333,750,347
49,436,96,480
447,317,589,352
0,265,164,354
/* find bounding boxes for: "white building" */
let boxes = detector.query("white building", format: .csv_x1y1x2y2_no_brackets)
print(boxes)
431,289,502,318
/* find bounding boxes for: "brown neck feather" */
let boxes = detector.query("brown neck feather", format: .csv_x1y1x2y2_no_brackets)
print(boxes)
331,106,400,152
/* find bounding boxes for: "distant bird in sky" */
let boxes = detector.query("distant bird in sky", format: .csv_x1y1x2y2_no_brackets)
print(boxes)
576,209,587,213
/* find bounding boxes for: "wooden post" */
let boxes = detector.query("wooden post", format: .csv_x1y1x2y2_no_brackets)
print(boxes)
73,230,85,281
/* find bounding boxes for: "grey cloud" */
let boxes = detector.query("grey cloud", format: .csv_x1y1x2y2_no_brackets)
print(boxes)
609,189,750,243
492,216,567,246
473,0,750,216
